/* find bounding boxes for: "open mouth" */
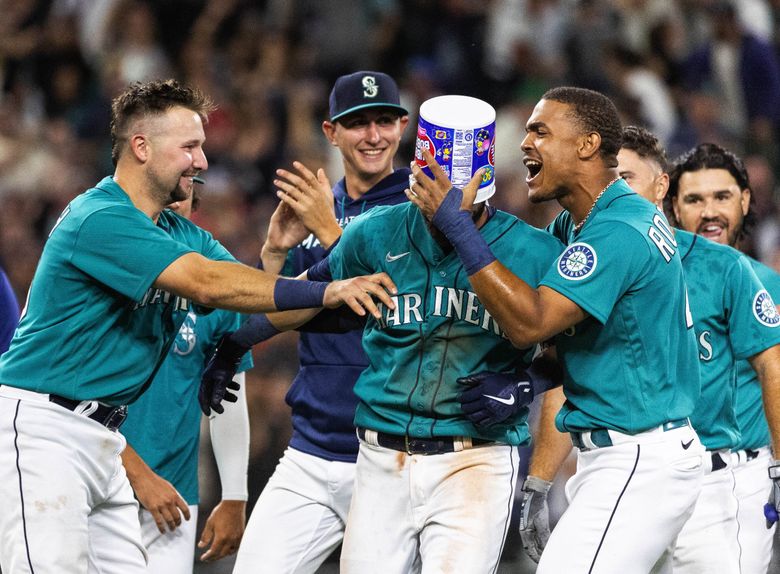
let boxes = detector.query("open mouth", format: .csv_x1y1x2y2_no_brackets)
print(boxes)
698,222,725,241
524,158,542,181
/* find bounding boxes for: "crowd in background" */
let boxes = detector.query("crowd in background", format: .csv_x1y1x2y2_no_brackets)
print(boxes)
4,0,780,564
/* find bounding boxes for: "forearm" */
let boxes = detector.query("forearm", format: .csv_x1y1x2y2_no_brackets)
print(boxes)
468,262,551,348
259,243,289,275
751,346,780,456
209,372,249,501
120,443,153,485
155,253,326,314
528,386,573,481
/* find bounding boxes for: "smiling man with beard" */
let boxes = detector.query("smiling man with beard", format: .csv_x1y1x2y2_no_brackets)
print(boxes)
0,79,395,574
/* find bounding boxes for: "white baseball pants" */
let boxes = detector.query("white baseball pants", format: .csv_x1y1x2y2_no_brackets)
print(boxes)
233,447,355,574
139,505,198,574
0,387,147,574
340,441,519,574
538,423,704,573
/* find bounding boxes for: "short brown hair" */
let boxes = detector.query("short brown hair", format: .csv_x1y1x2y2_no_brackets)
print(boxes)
110,79,216,166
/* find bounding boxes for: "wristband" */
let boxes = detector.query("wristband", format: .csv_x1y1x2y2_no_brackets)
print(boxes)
431,187,496,275
230,313,281,348
273,278,328,311
522,475,553,493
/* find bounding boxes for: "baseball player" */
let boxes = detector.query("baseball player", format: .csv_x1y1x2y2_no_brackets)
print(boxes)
667,143,780,573
0,79,394,574
120,188,253,574
408,87,704,573
231,71,413,574
0,264,19,354
618,127,780,571
206,122,564,573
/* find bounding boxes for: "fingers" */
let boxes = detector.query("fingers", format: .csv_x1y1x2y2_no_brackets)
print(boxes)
420,148,448,181
178,497,192,522
461,168,485,210
223,391,239,404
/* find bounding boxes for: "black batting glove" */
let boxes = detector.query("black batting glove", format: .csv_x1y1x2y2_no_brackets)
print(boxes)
199,334,246,416
456,370,534,428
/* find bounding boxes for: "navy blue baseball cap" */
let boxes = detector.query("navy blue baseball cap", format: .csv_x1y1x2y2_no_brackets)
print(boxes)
329,71,408,122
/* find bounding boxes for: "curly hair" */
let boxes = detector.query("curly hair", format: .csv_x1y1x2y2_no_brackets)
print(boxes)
621,125,668,172
666,143,754,238
542,86,623,168
110,78,216,166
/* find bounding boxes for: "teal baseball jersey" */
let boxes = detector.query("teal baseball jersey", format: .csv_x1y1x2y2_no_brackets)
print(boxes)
328,202,564,445
677,231,780,450
0,176,234,405
121,308,252,505
734,256,780,450
543,179,700,434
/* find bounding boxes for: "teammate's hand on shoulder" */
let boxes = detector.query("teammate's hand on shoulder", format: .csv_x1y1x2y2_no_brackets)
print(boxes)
519,475,553,563
199,334,245,416
457,370,533,428
198,499,246,562
765,460,780,527
323,273,397,319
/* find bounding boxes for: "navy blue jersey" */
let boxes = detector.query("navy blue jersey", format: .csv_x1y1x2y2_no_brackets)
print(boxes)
281,169,411,462
0,265,19,355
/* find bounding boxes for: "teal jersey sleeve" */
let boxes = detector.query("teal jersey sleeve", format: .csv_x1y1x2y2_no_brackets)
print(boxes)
734,257,780,450
541,219,648,324
71,206,194,302
725,256,780,359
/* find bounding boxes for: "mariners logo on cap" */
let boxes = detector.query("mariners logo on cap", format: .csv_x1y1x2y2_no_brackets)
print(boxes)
753,289,780,327
558,242,597,280
362,76,378,98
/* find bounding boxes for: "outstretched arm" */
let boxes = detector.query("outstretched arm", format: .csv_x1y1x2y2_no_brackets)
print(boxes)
406,149,586,347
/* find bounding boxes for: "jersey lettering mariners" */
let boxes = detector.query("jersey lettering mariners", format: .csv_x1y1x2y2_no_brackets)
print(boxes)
543,179,700,434
0,176,234,405
676,230,780,450
328,202,564,445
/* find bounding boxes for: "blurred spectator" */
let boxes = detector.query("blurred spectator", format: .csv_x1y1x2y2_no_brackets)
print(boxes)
0,264,19,355
684,0,780,165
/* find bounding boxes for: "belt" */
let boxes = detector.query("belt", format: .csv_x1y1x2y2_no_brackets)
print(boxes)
357,427,494,455
0,385,127,431
570,418,690,451
49,395,128,431
731,446,765,466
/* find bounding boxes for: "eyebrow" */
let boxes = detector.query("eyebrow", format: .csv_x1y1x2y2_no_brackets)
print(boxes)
525,121,547,132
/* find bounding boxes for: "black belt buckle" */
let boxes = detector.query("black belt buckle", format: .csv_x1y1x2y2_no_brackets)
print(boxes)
403,435,451,455
103,405,128,431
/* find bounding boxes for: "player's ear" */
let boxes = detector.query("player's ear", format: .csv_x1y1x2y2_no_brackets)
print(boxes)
322,121,338,146
399,115,410,134
129,134,149,163
578,132,601,161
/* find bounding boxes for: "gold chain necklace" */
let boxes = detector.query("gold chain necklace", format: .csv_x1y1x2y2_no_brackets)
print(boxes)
574,177,621,233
